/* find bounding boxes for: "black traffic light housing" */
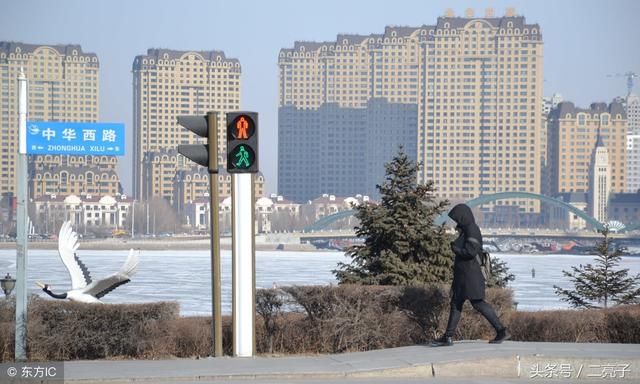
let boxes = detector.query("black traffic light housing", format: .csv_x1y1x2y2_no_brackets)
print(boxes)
177,112,218,173
226,112,258,173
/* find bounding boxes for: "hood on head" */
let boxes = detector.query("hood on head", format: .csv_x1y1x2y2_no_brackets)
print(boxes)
448,204,476,227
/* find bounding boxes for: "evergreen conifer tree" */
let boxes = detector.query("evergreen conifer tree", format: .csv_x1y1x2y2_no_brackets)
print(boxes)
334,147,453,285
487,257,515,288
554,228,640,308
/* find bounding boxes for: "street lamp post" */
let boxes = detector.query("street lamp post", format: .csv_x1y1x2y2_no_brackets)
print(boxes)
146,200,150,235
1,273,16,298
131,200,136,238
115,203,119,230
82,203,87,237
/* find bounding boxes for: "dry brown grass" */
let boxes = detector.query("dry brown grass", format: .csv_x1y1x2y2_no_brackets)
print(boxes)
1,289,638,362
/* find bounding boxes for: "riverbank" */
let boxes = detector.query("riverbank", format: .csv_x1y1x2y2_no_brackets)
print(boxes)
1,237,637,255
0,237,319,252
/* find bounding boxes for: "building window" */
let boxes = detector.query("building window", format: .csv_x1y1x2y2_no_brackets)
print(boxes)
578,114,586,126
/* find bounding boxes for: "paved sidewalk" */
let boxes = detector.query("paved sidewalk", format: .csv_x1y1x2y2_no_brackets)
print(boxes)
12,341,640,383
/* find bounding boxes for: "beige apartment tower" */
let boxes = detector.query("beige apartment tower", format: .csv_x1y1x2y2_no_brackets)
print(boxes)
278,8,543,212
132,49,263,205
0,42,120,199
548,101,627,195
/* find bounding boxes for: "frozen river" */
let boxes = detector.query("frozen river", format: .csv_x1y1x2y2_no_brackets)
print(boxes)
1,249,639,315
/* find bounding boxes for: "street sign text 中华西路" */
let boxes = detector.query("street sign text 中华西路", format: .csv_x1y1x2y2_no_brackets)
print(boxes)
26,121,125,156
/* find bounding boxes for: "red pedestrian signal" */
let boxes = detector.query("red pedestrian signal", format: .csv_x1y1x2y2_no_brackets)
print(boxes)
235,117,249,139
226,112,258,173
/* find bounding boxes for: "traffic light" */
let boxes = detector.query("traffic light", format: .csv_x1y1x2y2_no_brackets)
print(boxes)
177,111,223,356
177,112,218,173
226,112,258,173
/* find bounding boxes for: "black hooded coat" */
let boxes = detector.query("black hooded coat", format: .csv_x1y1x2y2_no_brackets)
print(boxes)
448,204,485,301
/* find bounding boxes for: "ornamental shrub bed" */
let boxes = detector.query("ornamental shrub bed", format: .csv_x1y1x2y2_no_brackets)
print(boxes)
0,287,637,361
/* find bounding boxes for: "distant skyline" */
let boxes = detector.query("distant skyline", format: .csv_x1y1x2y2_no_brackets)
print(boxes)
1,0,639,196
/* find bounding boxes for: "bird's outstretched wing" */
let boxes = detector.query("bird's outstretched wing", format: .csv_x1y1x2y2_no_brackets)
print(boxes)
57,221,92,290
84,249,139,299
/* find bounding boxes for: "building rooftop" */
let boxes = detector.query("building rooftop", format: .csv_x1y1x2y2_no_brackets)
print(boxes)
553,101,627,119
610,192,640,204
132,48,239,70
281,11,541,55
0,41,99,65
556,192,588,204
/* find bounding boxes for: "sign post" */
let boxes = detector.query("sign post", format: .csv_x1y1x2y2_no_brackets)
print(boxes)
13,83,125,360
15,69,28,361
231,173,255,357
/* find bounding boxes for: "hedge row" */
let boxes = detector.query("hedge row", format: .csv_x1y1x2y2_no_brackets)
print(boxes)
0,286,638,361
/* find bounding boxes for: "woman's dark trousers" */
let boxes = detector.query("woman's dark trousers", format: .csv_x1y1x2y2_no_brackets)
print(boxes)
445,294,504,337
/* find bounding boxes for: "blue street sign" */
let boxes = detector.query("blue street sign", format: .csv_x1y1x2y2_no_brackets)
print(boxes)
26,121,125,156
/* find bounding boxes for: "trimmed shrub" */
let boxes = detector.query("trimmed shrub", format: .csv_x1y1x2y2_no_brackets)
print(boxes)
507,309,605,342
605,305,640,343
397,285,449,341
1,289,638,361
281,285,413,353
256,289,284,354
27,297,179,361
0,297,16,361
507,305,640,343
169,316,212,358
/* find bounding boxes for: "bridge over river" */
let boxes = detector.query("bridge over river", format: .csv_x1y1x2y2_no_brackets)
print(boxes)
284,229,640,253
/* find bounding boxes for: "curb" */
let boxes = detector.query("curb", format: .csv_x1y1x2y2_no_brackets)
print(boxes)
50,342,640,383
60,357,640,383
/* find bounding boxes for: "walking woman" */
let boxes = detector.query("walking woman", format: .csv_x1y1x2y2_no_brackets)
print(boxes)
433,203,510,346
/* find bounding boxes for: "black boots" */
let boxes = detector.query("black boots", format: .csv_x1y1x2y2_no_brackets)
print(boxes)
432,328,509,346
431,334,453,347
489,328,511,344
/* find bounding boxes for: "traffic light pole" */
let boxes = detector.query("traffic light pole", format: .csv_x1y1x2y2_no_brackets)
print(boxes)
177,111,223,356
210,171,222,356
231,172,256,357
207,112,223,357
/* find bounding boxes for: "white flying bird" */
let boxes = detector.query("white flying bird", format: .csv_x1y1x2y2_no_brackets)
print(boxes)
36,221,139,303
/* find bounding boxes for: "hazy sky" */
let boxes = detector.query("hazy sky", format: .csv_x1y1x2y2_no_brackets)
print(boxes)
2,0,639,195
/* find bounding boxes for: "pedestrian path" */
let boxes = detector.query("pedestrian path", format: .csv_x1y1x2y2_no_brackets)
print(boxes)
34,342,640,382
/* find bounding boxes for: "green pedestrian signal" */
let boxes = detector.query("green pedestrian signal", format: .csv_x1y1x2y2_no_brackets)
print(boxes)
226,112,258,173
231,144,255,169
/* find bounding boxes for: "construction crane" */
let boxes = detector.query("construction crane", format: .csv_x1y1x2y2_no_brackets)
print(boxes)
607,71,638,95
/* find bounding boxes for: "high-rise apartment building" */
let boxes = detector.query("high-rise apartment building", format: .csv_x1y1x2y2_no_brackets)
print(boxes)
278,8,543,212
625,93,640,193
0,42,120,198
548,101,627,195
132,49,263,204
628,134,640,193
279,99,417,201
625,93,639,135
